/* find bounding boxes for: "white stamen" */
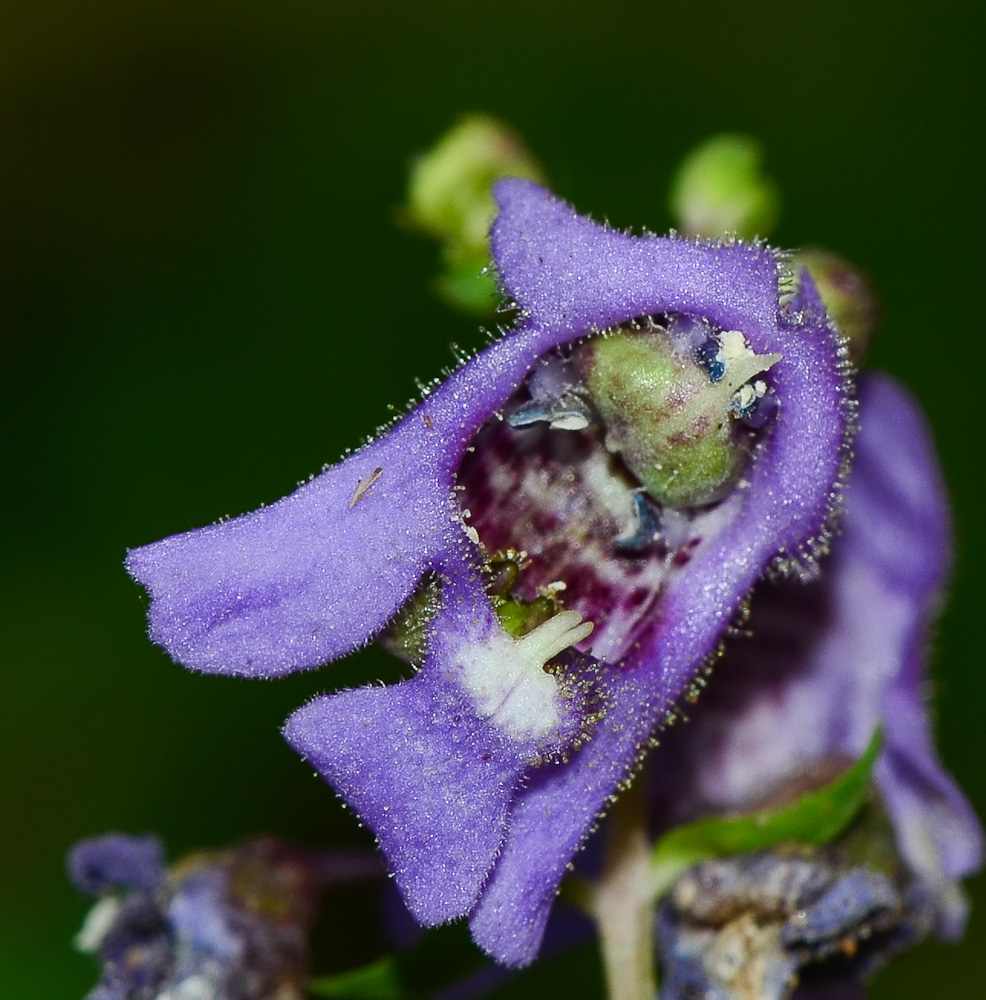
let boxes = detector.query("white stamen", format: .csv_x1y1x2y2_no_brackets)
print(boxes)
731,383,757,411
458,611,593,740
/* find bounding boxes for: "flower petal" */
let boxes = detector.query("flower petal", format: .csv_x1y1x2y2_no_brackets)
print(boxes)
858,377,983,934
285,569,600,923
285,673,523,923
127,320,585,677
68,833,165,896
126,441,449,677
496,177,784,336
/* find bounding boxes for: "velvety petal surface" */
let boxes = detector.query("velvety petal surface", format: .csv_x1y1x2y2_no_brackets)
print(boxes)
127,313,591,677
283,577,525,924
285,566,600,924
286,672,524,923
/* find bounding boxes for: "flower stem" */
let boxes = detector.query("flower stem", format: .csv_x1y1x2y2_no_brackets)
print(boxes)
592,770,658,1000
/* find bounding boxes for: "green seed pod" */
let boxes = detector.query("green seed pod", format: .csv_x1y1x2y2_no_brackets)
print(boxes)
574,329,780,508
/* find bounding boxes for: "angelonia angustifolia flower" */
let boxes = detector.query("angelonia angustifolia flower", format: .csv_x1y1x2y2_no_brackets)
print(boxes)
126,176,855,966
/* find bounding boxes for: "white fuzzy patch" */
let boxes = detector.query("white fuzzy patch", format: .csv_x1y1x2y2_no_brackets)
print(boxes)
74,896,121,953
458,611,593,741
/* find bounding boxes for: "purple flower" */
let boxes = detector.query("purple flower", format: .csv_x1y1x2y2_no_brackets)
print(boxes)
649,375,983,948
657,850,932,1000
69,833,166,896
69,835,325,1000
127,179,850,965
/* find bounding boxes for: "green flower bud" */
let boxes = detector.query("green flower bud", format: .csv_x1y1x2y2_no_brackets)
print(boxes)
791,247,880,364
574,329,780,508
669,134,780,240
405,115,546,314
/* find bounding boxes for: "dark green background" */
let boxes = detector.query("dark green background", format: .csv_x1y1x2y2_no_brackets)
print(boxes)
2,1,983,995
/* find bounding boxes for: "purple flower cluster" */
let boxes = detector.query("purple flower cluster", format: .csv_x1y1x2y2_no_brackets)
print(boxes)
126,179,980,970
68,836,323,1000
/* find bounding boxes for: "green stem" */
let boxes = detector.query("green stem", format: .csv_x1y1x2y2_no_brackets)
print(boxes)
591,771,658,1000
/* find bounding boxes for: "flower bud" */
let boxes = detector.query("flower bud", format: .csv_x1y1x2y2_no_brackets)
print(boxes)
669,134,780,240
574,328,780,508
792,247,881,364
405,115,546,313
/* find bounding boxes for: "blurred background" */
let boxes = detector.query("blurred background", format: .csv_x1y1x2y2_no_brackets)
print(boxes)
2,1,983,995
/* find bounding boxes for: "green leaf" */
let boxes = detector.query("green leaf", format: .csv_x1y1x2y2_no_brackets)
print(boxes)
309,956,407,1000
309,924,484,1000
650,727,883,900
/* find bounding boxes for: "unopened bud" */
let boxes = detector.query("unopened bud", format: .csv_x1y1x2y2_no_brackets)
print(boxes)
405,115,546,313
669,134,780,240
792,247,881,364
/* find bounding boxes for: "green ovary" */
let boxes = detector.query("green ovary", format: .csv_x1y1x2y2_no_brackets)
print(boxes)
635,418,747,508
576,330,778,508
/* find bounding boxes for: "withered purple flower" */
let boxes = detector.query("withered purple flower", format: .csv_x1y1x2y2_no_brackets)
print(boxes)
69,835,324,1000
658,850,930,1000
127,179,850,965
